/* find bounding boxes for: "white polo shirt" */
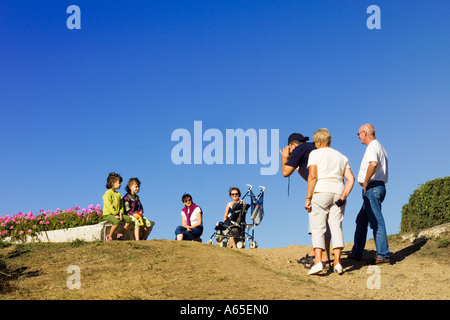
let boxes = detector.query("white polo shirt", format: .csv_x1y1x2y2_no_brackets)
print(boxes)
357,139,388,184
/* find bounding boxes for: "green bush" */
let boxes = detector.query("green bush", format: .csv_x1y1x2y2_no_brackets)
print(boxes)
401,176,450,233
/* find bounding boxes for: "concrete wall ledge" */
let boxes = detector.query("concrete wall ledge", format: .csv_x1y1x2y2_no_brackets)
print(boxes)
3,220,153,244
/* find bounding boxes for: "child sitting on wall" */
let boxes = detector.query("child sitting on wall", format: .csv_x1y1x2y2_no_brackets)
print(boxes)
123,177,154,240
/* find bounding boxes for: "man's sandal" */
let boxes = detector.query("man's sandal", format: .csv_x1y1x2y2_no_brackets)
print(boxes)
297,254,315,269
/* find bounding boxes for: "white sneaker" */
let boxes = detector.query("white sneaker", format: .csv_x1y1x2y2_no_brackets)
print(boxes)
334,263,343,274
308,262,323,275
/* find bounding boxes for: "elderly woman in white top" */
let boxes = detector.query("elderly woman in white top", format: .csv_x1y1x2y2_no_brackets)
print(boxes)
305,129,355,275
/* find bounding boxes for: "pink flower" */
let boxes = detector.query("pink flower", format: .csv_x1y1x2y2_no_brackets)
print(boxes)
28,229,32,233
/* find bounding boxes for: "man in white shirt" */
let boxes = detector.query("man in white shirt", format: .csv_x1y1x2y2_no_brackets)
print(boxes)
349,124,390,264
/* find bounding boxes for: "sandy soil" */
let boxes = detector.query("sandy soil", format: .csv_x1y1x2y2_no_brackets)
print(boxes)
0,232,448,300
244,234,450,300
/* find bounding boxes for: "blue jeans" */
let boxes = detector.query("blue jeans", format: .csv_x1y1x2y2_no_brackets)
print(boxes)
351,181,390,259
175,225,203,240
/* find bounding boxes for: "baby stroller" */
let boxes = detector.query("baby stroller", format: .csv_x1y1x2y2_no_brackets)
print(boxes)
207,185,265,249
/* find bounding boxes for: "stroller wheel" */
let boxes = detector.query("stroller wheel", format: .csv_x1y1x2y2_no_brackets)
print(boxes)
220,240,227,248
207,239,214,245
250,241,258,249
236,241,245,249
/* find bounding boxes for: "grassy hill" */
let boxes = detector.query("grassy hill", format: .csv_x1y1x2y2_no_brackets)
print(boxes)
1,231,449,300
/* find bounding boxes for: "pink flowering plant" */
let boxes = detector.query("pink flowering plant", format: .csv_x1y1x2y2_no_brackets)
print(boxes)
0,205,103,240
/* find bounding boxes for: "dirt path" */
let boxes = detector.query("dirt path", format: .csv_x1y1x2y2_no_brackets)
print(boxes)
244,234,450,300
1,233,448,300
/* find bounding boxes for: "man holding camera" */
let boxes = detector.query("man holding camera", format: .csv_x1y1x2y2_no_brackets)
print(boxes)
280,133,331,268
280,133,316,180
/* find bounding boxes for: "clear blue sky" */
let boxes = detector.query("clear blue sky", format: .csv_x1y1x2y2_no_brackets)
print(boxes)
1,1,449,248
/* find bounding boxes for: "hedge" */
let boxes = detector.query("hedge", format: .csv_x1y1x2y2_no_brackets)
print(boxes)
401,176,450,233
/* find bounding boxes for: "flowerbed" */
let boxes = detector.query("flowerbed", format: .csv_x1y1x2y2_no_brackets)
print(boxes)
0,205,103,240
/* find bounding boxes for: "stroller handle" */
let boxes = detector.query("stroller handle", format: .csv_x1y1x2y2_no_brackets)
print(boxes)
259,186,265,192
246,184,253,191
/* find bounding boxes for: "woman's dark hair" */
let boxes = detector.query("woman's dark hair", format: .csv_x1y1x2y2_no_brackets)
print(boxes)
229,187,241,197
105,172,122,189
126,177,141,193
181,193,192,203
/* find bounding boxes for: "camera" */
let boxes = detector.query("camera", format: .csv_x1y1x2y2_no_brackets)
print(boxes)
335,199,346,207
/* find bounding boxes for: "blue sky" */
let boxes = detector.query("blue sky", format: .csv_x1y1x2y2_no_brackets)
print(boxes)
1,1,449,248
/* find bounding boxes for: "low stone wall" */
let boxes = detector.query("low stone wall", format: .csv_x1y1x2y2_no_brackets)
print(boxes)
401,222,450,243
105,220,155,241
4,220,154,243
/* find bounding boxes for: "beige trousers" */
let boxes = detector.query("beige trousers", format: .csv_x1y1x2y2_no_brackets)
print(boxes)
309,192,345,250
